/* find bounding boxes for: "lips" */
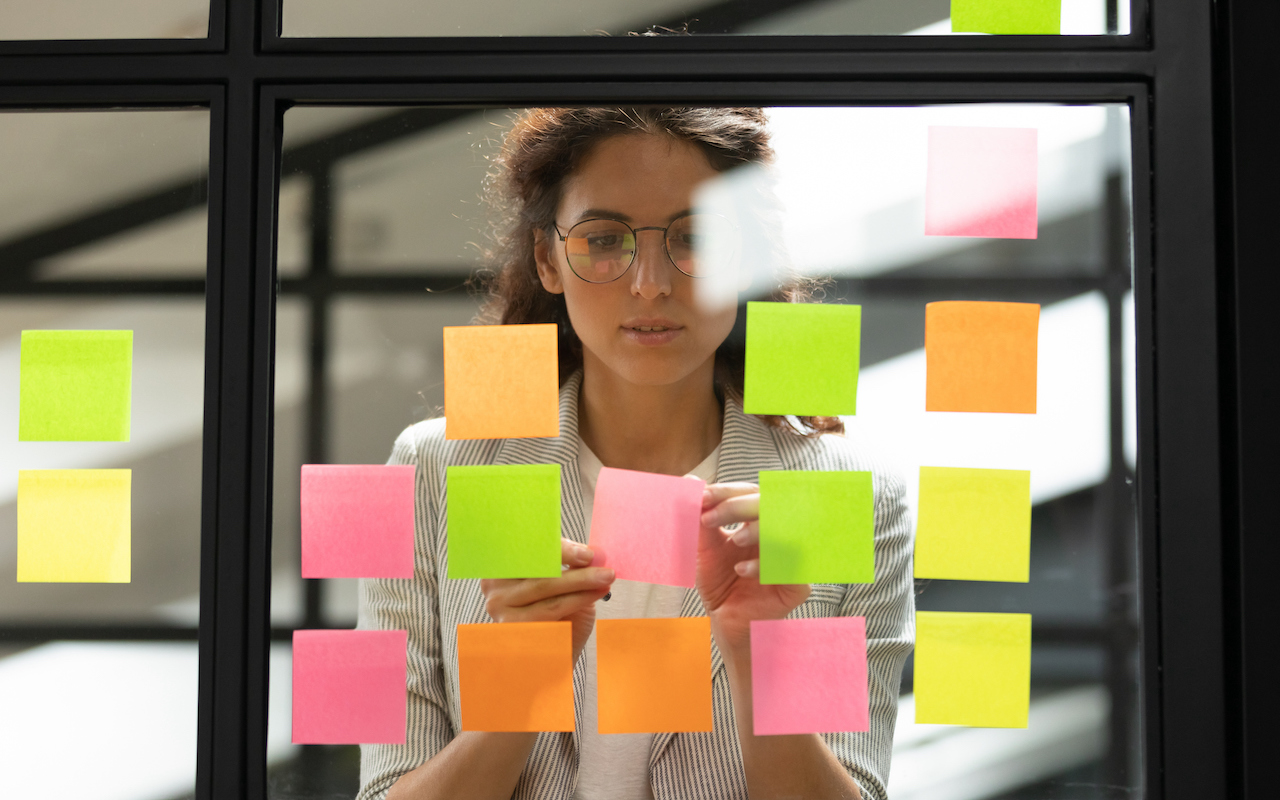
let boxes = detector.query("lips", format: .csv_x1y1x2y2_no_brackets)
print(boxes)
621,319,684,345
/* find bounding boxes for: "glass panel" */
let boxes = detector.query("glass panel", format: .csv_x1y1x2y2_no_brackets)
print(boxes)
0,109,209,798
0,0,209,40
282,0,1130,38
272,104,1139,799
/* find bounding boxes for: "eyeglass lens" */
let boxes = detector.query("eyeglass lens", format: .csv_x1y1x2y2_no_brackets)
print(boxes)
563,216,737,283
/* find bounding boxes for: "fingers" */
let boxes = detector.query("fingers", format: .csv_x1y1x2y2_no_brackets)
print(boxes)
491,566,615,610
700,491,760,529
702,482,759,509
727,520,758,548
561,538,594,568
733,558,760,578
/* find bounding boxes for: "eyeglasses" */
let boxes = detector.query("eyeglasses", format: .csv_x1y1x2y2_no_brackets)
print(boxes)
553,214,739,284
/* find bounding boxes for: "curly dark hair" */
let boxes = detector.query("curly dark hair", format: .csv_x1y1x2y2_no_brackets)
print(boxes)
477,107,842,437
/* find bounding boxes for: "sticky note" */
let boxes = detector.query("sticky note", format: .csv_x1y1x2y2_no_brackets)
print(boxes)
443,323,559,440
952,0,1061,34
750,617,868,735
925,301,1040,413
914,611,1031,728
588,467,704,588
292,629,407,744
743,302,861,417
458,621,574,732
925,126,1038,239
596,617,713,733
915,467,1031,582
300,464,416,579
758,470,874,585
19,330,132,441
17,469,131,583
446,464,561,579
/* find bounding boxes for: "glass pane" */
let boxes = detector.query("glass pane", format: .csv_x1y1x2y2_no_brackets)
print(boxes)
282,0,1130,38
272,104,1139,799
0,109,209,798
0,0,209,40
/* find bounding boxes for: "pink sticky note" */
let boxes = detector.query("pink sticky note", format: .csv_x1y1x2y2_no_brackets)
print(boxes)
588,467,705,588
292,629,408,744
301,464,415,579
925,126,1038,239
750,617,869,735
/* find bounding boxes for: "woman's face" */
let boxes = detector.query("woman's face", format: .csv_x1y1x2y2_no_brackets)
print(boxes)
534,133,738,389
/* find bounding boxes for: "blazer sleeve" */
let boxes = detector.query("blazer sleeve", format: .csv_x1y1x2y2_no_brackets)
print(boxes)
356,425,456,800
822,463,916,800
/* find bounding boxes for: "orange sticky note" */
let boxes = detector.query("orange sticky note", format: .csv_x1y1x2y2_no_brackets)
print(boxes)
596,617,713,734
443,323,559,440
925,301,1039,413
457,621,574,732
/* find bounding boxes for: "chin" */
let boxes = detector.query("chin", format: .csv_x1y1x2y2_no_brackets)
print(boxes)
611,351,711,388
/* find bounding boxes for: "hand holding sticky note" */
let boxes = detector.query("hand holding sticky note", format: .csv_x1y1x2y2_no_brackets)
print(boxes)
925,126,1038,239
758,470,874,585
743,302,861,417
588,467,704,588
915,466,1031,582
443,323,559,440
914,610,1031,728
750,616,869,735
301,464,416,579
925,301,1040,413
446,464,562,579
458,621,575,732
292,629,407,744
20,330,133,441
17,469,131,583
596,617,713,733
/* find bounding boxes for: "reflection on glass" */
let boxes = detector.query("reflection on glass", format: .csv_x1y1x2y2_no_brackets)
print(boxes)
272,104,1139,799
0,109,209,799
0,0,209,40
282,0,1129,38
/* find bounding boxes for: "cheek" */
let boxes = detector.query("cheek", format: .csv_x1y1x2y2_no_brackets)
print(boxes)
560,282,621,344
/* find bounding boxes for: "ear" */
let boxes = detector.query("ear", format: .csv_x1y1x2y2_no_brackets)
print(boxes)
533,228,566,295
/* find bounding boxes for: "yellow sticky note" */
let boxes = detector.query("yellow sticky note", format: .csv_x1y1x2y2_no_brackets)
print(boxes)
17,469,131,583
914,466,1030,582
914,611,1030,728
443,324,560,441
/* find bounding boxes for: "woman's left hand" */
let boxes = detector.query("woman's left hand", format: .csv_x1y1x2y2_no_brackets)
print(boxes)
697,482,811,651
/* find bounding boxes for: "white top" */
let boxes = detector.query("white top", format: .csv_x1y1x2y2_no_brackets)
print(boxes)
571,440,720,800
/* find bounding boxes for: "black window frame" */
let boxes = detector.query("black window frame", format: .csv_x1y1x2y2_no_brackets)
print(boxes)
0,0,1263,797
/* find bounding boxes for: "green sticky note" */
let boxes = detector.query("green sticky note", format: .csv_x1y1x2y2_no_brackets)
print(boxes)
743,302,860,417
19,330,133,442
951,0,1061,34
914,467,1031,582
914,611,1031,728
447,464,562,579
758,470,874,585
18,469,132,583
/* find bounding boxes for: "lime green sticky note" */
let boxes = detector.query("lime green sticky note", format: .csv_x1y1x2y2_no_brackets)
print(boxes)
743,302,860,417
447,464,562,579
19,330,133,442
915,467,1031,582
914,611,1030,728
17,469,131,583
951,0,1061,34
758,470,874,585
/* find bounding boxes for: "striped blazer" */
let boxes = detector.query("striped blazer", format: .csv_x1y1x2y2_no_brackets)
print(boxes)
357,371,915,800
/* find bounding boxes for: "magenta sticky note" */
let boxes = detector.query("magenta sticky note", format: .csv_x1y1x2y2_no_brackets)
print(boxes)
925,126,1038,239
292,629,408,744
750,617,869,736
301,464,415,579
588,467,705,588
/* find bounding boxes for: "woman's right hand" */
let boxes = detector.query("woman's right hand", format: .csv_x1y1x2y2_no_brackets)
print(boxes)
479,538,614,662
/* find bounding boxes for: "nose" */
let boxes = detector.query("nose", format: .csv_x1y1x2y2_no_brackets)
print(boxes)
629,228,672,300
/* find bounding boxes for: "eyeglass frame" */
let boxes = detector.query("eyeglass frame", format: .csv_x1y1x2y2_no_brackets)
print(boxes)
550,212,738,284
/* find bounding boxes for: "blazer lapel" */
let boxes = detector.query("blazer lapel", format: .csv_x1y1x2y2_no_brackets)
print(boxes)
650,395,786,768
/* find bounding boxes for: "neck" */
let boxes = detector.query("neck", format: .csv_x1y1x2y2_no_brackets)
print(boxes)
577,355,723,476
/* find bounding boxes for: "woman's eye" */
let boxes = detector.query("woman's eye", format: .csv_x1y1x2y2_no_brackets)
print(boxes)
587,234,622,249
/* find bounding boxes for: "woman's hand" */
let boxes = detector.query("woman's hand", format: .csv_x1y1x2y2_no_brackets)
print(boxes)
697,483,811,652
479,538,614,662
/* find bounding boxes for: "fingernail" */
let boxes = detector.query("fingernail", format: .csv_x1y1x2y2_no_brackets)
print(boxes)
574,544,592,560
594,568,615,585
734,561,749,576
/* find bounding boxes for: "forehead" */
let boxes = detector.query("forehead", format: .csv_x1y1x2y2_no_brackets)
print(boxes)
560,133,720,217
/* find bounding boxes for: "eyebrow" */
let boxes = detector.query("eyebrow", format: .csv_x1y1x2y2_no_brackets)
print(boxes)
574,208,693,224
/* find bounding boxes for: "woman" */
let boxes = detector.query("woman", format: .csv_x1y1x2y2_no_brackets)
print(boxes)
357,107,913,800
